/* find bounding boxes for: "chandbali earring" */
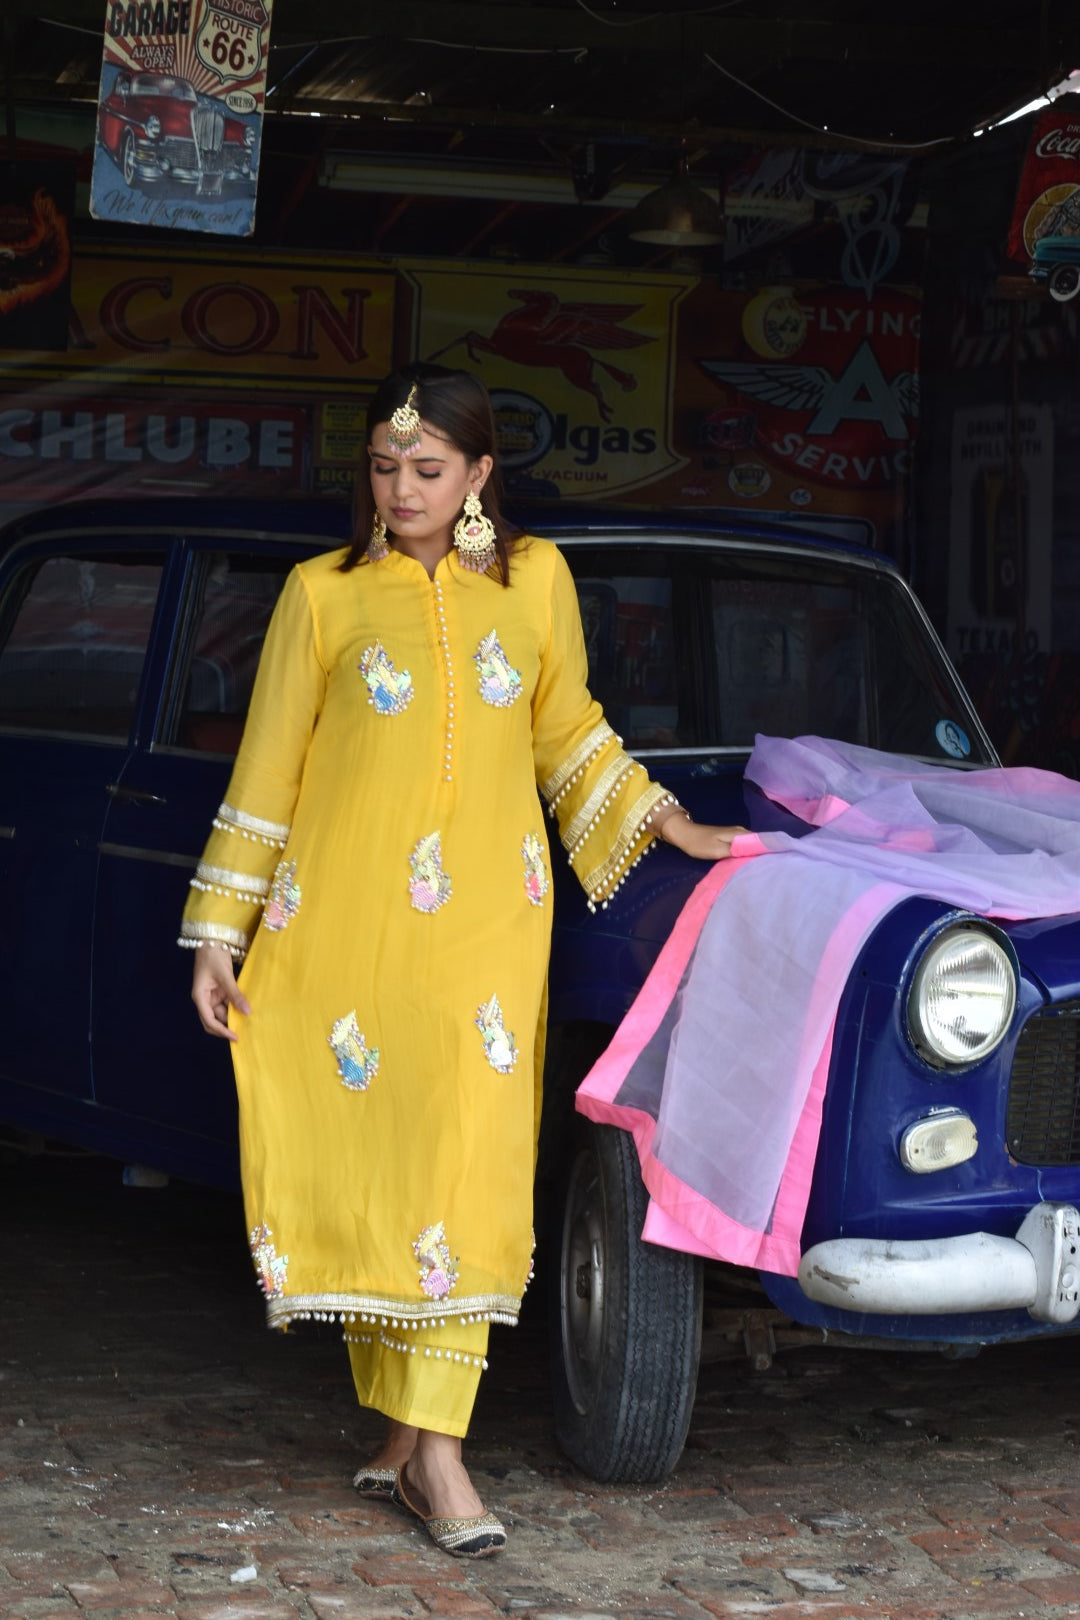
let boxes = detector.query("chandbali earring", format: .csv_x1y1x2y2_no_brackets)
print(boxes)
367,510,390,561
385,383,423,458
453,489,497,573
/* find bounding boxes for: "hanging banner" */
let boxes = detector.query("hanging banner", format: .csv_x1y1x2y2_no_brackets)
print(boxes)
89,0,272,237
1007,98,1080,267
0,163,75,351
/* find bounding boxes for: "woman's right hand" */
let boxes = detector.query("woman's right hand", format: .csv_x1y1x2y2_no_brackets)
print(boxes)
191,947,251,1041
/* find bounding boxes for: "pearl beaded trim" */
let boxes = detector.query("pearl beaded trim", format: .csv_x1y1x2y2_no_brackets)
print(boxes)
178,918,250,953
565,760,638,857
213,800,291,847
583,787,679,913
176,936,247,960
343,1326,489,1370
542,721,617,809
190,862,270,904
266,1294,521,1331
433,578,456,784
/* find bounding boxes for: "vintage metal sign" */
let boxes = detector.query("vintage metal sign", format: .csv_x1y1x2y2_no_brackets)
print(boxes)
89,0,273,237
403,264,691,502
0,163,74,351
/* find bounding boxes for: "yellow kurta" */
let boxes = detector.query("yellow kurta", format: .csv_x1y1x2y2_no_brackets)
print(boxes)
181,535,672,1342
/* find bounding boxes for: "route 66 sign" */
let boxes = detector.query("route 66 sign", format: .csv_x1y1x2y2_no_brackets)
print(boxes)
195,0,270,85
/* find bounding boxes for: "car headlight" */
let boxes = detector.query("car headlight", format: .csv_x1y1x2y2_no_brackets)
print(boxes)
907,922,1017,1068
145,115,162,139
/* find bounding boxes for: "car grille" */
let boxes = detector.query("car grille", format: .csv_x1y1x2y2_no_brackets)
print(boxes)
193,105,225,167
161,137,198,168
1006,1000,1080,1165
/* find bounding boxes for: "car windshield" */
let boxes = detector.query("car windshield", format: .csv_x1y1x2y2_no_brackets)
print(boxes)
130,76,196,99
565,540,994,765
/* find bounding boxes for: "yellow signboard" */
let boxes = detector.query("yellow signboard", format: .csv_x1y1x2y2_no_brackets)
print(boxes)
8,246,395,393
401,264,690,501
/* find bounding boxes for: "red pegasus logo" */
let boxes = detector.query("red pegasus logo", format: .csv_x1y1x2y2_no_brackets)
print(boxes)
429,289,653,422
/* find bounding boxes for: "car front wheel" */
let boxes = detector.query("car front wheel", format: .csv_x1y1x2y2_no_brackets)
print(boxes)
550,1119,703,1483
1049,264,1080,302
121,129,138,188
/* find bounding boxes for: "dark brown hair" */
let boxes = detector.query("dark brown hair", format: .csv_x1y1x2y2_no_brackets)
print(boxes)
340,363,521,585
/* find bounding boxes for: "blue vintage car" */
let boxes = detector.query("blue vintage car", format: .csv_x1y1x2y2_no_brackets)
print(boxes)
0,497,1074,1485
1030,232,1080,302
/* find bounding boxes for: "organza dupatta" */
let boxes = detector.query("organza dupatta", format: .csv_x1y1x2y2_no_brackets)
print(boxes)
575,736,1080,1277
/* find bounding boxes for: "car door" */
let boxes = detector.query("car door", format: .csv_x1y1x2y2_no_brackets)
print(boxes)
89,538,306,1187
0,538,170,1115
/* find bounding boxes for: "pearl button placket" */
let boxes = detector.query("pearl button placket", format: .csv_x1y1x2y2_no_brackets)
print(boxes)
434,579,456,783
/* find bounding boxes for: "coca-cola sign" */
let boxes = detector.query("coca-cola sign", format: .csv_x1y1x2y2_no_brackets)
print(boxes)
1034,128,1080,160
1008,101,1080,264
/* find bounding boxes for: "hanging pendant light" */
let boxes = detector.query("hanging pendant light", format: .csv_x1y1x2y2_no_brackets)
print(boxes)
624,166,725,246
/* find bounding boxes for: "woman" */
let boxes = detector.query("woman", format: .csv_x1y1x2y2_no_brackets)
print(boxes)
183,364,742,1558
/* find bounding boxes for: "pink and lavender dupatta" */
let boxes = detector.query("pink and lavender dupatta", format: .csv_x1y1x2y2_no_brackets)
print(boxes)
575,735,1080,1278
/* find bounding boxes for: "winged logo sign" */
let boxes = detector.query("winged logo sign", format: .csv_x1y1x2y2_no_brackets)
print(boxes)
700,355,920,439
694,288,922,501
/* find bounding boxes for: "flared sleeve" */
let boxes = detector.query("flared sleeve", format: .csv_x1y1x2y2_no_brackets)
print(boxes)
532,545,678,912
178,564,328,958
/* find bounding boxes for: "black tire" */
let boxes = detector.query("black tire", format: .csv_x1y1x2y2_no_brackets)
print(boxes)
121,129,137,188
1049,264,1080,303
549,1119,703,1483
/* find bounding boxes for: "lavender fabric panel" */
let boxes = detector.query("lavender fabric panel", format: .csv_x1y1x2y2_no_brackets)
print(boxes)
607,736,1080,1244
748,736,1080,910
637,857,877,1233
614,994,683,1122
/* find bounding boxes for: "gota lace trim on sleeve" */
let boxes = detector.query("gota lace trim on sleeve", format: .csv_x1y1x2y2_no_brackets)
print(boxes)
563,755,639,855
190,862,271,904
177,918,251,959
213,801,291,848
582,784,679,914
541,720,616,809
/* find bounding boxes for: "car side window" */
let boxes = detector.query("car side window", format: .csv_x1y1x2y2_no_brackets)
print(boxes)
0,552,163,741
571,558,685,749
173,552,293,756
712,574,868,747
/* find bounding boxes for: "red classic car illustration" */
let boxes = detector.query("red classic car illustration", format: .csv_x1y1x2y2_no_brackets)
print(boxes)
96,71,256,194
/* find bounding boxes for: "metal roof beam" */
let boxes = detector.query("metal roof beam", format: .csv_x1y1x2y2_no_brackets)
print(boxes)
28,0,1054,69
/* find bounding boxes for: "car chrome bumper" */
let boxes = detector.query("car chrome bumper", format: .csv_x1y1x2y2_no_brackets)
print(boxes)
798,1202,1080,1324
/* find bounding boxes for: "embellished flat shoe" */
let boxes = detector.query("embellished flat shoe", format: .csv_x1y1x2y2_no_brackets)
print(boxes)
392,1467,506,1558
351,1464,399,1498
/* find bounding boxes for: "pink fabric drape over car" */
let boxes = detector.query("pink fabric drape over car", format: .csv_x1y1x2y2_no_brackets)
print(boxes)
575,736,1080,1277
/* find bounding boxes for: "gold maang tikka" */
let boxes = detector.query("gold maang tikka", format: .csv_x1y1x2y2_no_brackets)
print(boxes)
385,383,423,457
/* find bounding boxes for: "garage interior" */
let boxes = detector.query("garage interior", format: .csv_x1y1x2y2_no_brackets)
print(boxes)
5,0,1080,773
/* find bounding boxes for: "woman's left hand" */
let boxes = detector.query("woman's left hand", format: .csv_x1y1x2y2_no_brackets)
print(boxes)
656,807,746,861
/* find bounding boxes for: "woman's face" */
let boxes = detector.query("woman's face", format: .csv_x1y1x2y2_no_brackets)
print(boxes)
368,419,493,547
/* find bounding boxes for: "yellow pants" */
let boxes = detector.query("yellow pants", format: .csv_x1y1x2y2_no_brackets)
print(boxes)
345,1319,491,1439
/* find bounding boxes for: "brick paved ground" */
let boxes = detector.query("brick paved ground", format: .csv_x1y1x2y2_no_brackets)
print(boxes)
5,1153,1080,1620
